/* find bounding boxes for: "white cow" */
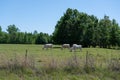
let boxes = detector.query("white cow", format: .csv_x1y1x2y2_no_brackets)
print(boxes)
43,44,53,50
70,44,82,52
61,44,70,50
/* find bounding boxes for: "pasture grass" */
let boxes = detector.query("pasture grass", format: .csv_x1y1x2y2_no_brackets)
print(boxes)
0,44,120,80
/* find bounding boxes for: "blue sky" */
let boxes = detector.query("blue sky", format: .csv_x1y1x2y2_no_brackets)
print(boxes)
0,0,120,34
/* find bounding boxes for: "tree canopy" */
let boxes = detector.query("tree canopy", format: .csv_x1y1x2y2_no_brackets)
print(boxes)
0,8,120,48
0,25,52,44
53,8,120,48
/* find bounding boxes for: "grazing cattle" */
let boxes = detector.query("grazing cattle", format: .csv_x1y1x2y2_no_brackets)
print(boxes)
70,44,82,52
43,44,53,50
61,44,70,50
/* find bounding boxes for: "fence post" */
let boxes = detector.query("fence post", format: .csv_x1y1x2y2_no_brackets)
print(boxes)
86,51,88,66
24,49,28,67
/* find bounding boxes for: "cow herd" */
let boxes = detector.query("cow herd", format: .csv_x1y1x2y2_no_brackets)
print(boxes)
43,43,82,52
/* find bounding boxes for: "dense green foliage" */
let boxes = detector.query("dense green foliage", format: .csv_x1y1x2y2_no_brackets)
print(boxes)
53,8,120,48
0,25,52,44
0,8,120,48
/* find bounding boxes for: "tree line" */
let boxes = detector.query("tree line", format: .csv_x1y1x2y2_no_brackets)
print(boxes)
1,8,120,48
53,8,120,48
0,25,52,44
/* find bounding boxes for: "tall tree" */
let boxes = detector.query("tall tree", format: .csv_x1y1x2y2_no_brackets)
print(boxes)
7,24,19,34
7,24,20,43
109,19,120,47
0,26,3,43
99,15,112,48
53,8,87,45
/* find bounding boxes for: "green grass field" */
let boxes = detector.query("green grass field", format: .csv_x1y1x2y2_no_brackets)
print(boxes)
0,44,120,80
